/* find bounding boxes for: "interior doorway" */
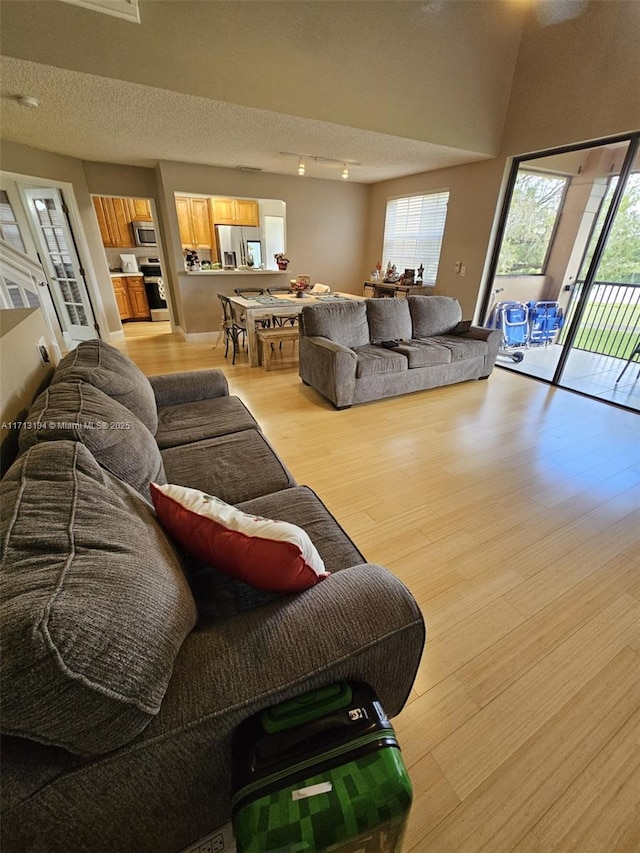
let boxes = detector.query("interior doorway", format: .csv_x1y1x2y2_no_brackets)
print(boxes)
482,133,640,412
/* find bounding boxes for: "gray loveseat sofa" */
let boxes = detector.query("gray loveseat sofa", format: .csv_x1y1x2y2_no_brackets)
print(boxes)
299,295,501,408
0,340,425,853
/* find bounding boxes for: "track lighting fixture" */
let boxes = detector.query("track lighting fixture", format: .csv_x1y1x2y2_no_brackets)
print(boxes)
280,152,360,179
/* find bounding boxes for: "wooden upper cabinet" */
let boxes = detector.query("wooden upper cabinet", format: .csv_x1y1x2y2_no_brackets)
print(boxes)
235,199,260,226
212,198,260,227
175,196,216,255
211,198,236,225
190,198,213,247
92,196,135,248
175,197,193,247
128,198,153,221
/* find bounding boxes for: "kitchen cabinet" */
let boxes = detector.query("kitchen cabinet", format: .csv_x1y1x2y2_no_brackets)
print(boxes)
127,198,153,221
93,196,135,248
212,198,260,227
175,196,217,258
127,276,151,319
112,275,150,321
112,276,132,319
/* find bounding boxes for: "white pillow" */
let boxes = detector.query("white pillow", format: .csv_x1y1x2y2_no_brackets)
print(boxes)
150,483,329,593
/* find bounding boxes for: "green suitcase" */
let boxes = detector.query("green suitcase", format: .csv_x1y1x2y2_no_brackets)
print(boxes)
231,682,412,853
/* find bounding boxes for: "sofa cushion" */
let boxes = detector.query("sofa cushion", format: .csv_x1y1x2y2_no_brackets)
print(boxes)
430,335,489,362
51,339,158,434
408,295,463,337
366,298,412,343
0,441,196,755
161,429,296,505
19,381,165,499
302,302,370,348
156,395,259,450
151,484,329,594
353,345,408,377
393,340,453,367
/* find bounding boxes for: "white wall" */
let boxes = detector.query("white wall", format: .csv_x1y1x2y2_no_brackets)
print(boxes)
0,307,56,475
0,142,122,338
501,1,640,157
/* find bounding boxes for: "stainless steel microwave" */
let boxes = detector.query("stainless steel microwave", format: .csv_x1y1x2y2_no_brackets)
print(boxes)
132,221,157,248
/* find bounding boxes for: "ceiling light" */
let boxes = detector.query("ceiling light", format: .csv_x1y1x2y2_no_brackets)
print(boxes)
280,152,360,178
14,95,39,108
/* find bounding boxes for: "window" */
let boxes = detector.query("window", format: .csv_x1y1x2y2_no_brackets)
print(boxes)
497,170,567,275
0,277,40,310
382,191,449,284
0,190,27,253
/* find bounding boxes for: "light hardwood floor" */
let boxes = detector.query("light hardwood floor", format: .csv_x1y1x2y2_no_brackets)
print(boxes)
118,322,640,852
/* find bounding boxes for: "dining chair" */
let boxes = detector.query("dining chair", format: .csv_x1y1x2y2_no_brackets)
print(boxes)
234,287,265,298
267,286,297,328
233,287,271,328
217,293,246,365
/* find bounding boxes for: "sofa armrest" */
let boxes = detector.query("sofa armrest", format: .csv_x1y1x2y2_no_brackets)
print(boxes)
1,564,425,853
454,325,499,343
454,326,502,374
159,562,426,731
148,369,229,407
299,336,358,408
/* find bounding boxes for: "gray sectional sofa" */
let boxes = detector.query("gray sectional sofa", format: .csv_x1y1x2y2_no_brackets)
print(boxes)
299,295,501,408
0,340,425,853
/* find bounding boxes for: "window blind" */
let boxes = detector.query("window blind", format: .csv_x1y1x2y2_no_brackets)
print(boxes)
382,191,449,284
0,190,27,253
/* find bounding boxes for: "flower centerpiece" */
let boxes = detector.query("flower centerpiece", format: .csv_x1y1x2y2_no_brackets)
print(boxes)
291,274,310,297
274,253,290,271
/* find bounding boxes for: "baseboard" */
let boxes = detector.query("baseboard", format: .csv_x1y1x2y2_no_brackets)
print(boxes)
108,330,125,342
175,326,221,343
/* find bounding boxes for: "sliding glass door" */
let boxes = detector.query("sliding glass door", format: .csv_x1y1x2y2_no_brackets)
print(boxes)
482,133,639,411
558,145,640,407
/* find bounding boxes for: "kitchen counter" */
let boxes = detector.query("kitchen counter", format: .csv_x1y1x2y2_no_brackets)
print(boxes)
110,271,142,277
183,269,285,276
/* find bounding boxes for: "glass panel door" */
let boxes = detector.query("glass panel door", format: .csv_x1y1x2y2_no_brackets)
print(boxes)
559,145,640,410
483,134,639,411
22,187,97,343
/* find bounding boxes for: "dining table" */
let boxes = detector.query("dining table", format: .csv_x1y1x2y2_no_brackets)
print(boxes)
227,291,365,367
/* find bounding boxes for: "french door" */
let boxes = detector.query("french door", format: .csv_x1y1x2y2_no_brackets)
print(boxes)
22,187,97,343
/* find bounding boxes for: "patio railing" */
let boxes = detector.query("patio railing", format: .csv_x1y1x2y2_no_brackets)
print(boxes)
560,280,640,359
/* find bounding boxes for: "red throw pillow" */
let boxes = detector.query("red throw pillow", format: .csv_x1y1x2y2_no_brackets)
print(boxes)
150,483,329,593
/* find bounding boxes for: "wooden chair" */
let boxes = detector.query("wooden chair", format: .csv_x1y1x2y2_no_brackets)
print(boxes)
267,286,297,328
233,288,270,328
217,293,246,365
234,287,265,298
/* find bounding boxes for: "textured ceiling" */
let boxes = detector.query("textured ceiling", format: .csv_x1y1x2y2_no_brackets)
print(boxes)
0,56,491,183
